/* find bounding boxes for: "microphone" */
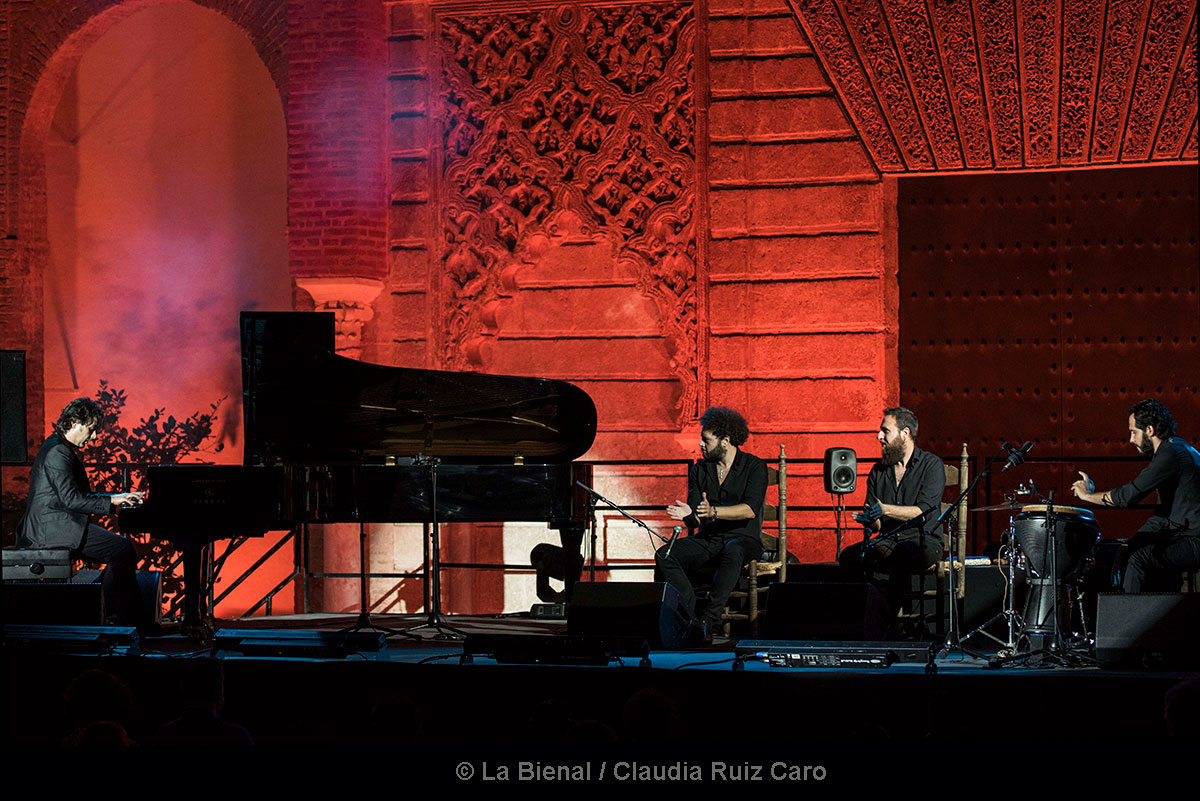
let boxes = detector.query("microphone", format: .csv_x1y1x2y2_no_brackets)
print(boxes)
1002,440,1034,472
666,525,683,557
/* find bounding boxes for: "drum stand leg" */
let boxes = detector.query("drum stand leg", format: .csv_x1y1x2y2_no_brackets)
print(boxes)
987,498,1098,669
962,540,1023,654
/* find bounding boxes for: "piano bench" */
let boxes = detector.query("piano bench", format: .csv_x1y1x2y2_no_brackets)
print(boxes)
2,547,76,581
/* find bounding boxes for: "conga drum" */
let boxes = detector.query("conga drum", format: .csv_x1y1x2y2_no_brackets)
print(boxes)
1012,504,1100,636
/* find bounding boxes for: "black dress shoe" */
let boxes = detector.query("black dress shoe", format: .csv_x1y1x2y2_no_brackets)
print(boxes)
687,618,714,647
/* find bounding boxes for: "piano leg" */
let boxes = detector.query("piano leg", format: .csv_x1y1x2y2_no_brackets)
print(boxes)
181,542,214,643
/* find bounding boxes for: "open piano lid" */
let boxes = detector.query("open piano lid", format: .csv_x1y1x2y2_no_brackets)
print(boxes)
240,312,598,465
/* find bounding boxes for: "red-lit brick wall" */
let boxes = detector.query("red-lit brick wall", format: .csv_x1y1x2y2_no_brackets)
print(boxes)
2,1,1196,614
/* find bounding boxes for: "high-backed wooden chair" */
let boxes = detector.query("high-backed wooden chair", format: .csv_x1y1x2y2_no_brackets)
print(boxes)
721,445,787,637
898,443,969,632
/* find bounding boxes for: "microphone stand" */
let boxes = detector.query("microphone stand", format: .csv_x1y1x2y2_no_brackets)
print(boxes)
341,463,421,641
402,455,467,640
574,481,672,546
833,494,848,559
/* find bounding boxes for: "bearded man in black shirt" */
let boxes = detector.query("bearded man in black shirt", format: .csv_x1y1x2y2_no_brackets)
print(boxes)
659,406,767,645
1071,399,1200,592
838,407,946,621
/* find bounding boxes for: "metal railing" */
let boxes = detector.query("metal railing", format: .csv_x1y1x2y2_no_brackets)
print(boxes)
4,451,1153,618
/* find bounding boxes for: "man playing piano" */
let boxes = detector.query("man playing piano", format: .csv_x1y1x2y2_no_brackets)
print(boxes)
659,406,768,645
16,398,158,633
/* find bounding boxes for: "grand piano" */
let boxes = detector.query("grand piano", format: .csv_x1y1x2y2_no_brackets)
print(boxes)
121,311,597,631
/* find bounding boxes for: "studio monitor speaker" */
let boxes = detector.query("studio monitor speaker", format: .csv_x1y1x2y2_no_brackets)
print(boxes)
1096,592,1200,667
823,447,857,494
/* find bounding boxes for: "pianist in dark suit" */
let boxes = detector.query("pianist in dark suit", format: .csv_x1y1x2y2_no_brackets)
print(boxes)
659,406,768,645
17,398,150,630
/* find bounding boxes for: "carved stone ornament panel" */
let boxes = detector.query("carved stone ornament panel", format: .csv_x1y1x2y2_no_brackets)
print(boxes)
437,3,698,423
789,0,1198,172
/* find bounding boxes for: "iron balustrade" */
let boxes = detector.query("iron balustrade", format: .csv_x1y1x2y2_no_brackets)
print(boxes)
3,453,1156,618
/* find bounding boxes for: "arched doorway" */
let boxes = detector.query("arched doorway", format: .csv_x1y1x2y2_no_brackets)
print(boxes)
43,1,289,457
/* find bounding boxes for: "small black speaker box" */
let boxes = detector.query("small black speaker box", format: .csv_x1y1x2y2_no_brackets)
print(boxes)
3,575,105,625
1096,592,1200,667
765,582,889,640
823,447,857,494
906,563,1009,637
1,350,27,464
567,582,690,649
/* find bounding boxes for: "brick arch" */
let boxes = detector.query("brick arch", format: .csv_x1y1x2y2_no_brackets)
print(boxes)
6,0,286,444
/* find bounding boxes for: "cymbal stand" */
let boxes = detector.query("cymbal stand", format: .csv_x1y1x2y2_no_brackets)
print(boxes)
961,517,1023,655
923,444,1013,661
403,456,466,639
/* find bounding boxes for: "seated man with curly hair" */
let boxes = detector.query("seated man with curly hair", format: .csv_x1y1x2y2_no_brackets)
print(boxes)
1072,398,1200,592
660,406,767,645
17,398,151,631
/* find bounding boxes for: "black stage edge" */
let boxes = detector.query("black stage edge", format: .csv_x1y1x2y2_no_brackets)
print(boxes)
5,614,1197,748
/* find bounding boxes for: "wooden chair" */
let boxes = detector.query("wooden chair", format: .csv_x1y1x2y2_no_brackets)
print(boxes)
721,445,787,637
898,443,969,633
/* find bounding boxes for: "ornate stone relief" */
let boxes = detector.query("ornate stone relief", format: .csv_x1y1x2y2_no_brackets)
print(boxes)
928,0,993,167
437,3,698,424
1060,0,1106,162
792,0,905,169
1018,0,1059,165
1092,0,1152,161
841,0,935,168
790,0,1197,171
1154,15,1197,158
1124,0,1194,159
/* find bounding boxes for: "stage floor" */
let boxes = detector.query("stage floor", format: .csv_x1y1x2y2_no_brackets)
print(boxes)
4,612,1197,789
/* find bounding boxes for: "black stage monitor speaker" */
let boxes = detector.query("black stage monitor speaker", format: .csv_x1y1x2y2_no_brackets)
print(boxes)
823,447,856,494
3,576,105,626
1096,592,1200,667
3,569,161,626
1,350,27,464
567,582,690,649
765,582,889,640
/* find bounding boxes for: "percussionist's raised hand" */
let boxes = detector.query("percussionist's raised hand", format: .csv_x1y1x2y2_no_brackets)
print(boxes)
695,492,716,520
853,501,883,525
1071,471,1096,499
666,499,692,520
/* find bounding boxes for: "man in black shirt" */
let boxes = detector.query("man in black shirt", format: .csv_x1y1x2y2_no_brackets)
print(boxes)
839,407,946,620
16,398,150,630
659,406,767,644
1071,399,1200,592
